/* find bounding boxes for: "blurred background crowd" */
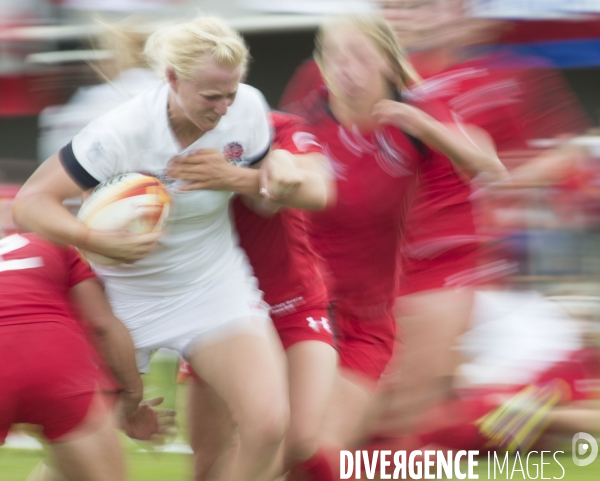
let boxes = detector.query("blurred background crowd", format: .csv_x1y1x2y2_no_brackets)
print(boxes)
2,0,600,474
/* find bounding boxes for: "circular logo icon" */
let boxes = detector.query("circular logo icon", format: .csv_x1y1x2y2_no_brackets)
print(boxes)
572,432,598,467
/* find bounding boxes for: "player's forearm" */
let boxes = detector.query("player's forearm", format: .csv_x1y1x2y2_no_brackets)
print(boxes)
224,165,262,197
420,121,507,181
264,151,333,210
233,166,329,209
506,144,585,188
95,318,144,402
12,193,88,247
278,169,330,210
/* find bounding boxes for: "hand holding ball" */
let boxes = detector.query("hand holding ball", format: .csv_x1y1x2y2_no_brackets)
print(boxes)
77,173,170,265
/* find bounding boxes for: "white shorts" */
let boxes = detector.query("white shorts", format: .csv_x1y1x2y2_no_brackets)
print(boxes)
106,271,270,373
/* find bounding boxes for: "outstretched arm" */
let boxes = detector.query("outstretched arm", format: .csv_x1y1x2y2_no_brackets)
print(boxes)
70,279,176,441
504,143,587,188
167,148,335,210
373,99,508,182
69,278,143,416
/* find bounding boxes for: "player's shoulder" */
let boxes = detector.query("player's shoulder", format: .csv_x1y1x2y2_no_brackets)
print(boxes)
1,232,66,261
229,83,269,116
270,110,308,127
269,111,321,153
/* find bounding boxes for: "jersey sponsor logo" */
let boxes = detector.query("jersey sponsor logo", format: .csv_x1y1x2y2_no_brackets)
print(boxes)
0,234,44,273
223,142,245,166
271,296,305,316
306,316,332,334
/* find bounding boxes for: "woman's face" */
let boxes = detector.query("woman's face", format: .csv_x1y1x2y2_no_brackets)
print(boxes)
169,55,242,133
321,26,392,101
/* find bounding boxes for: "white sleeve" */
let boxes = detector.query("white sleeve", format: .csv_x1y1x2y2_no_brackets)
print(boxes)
60,116,127,188
242,88,272,166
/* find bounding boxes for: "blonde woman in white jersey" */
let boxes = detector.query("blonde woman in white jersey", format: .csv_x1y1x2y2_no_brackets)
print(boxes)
12,16,310,481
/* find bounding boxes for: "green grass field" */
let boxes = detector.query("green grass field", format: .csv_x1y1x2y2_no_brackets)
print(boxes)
0,449,192,481
2,353,600,480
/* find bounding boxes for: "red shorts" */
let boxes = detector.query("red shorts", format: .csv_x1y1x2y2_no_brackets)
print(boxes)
332,306,396,384
177,358,195,384
399,243,480,296
0,323,98,443
272,305,334,350
177,305,335,384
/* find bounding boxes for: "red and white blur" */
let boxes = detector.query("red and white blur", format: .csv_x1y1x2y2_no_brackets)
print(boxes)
1,0,600,480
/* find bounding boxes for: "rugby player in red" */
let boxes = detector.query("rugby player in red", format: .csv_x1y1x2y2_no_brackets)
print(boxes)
378,0,591,440
279,2,593,465
0,233,162,481
168,112,336,481
284,15,504,479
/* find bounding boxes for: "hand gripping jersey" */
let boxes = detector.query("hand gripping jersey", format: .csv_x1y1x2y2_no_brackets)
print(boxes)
232,112,329,314
60,82,271,297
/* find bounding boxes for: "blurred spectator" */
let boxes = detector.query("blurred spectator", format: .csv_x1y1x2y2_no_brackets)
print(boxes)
38,17,160,162
53,0,185,12
238,0,373,14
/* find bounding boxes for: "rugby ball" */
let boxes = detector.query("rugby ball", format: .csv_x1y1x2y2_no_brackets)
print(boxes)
77,173,170,265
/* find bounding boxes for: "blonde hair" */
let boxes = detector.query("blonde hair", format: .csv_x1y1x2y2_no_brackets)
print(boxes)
144,16,249,80
314,15,421,90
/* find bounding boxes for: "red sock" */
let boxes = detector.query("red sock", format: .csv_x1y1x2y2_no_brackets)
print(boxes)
289,450,336,481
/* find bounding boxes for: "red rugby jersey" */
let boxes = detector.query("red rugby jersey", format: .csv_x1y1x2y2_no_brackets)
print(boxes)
233,112,328,315
400,92,477,256
410,52,590,155
302,93,421,316
407,53,591,254
0,233,95,327
279,59,479,258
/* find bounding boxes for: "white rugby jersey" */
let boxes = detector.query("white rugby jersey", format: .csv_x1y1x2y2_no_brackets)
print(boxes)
61,82,271,296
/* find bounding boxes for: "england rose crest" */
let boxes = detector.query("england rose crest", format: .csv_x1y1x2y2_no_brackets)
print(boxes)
223,142,244,165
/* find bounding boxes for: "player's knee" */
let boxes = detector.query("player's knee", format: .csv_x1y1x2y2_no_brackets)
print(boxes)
193,447,222,479
258,404,289,447
239,402,289,449
285,429,320,462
